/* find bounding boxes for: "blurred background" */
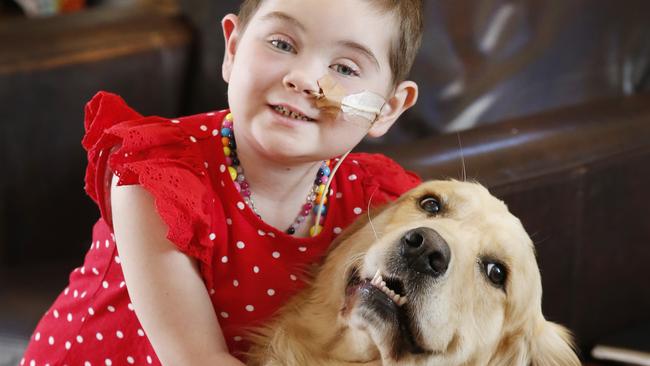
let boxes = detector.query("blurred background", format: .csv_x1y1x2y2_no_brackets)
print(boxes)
1,0,649,364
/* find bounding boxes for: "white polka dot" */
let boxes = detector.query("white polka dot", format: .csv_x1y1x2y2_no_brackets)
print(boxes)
76,335,83,343
73,290,78,298
298,246,307,252
80,267,85,275
220,164,226,173
334,227,342,234
245,305,254,312
147,355,152,364
221,256,229,263
105,240,110,248
95,241,100,249
204,161,209,169
107,305,116,312
120,281,126,288
80,291,87,298
137,329,145,337
96,332,103,341
102,281,109,289
114,256,121,264
234,336,243,342
207,112,216,116
53,309,59,318
127,356,135,364
348,174,358,181
35,332,40,341
128,303,134,311
65,341,71,350
220,311,229,318
64,287,70,295
20,358,24,365
336,192,343,199
209,288,215,295
236,241,245,249
48,336,54,345
105,360,112,366
267,289,275,296
258,230,266,236
272,251,280,259
233,280,239,287
29,360,35,366
171,119,180,124
226,218,233,225
189,136,197,143
353,159,359,165
237,202,245,210
253,266,260,273
200,125,208,131
209,233,216,240
81,316,86,322
267,232,276,238
67,313,73,322
353,207,363,215
116,331,124,339
92,268,99,275
212,129,219,136
88,307,94,316
290,274,297,281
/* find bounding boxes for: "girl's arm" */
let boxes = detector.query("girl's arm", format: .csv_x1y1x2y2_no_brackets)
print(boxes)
110,174,244,366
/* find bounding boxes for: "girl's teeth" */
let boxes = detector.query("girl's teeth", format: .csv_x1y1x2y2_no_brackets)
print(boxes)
274,106,310,121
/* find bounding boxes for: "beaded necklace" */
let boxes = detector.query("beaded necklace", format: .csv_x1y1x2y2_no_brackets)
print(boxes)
220,112,331,236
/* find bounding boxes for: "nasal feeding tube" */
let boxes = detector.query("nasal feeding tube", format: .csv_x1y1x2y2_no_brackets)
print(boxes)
309,75,387,235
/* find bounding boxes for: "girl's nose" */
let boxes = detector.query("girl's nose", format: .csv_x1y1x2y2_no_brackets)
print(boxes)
282,69,320,96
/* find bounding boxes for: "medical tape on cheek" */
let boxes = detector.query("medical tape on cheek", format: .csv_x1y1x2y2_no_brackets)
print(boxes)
313,75,386,126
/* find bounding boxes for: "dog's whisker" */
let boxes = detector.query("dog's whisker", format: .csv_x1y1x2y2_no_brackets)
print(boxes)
457,132,467,182
367,186,380,241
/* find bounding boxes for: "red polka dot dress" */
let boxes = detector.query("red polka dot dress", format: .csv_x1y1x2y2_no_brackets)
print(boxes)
21,91,421,365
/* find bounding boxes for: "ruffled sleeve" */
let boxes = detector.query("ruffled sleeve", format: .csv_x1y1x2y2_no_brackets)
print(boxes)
354,153,422,207
81,91,221,286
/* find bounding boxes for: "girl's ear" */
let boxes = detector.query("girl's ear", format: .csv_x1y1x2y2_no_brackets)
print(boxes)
367,80,419,138
221,14,240,83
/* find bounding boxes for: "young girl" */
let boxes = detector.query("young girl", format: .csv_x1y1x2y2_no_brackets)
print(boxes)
22,0,424,364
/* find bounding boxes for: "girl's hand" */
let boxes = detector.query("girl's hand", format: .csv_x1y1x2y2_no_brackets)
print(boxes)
111,174,245,366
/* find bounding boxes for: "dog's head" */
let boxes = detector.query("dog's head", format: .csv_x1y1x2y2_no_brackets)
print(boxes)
317,180,579,365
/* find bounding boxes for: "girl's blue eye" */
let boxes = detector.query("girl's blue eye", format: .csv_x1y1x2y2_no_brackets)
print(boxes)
270,39,295,53
332,64,360,77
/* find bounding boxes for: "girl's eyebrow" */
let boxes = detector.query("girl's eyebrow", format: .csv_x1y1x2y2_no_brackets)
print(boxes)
259,11,380,71
260,11,306,32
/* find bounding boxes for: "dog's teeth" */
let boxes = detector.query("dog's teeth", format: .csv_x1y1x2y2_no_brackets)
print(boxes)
393,294,401,303
373,270,381,283
398,296,408,306
380,281,386,287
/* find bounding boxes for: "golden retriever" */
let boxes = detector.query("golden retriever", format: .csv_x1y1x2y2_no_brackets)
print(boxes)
247,180,580,366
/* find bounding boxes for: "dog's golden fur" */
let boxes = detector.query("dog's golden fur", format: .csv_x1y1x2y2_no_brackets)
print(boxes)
247,181,580,365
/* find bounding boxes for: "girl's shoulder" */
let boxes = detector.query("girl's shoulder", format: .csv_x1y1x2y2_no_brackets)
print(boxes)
339,152,422,205
82,92,229,287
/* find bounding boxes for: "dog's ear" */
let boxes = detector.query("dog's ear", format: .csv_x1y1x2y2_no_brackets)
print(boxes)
528,321,580,366
489,320,580,366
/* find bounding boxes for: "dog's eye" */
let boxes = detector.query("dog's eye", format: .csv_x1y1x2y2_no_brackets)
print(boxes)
419,196,441,215
485,263,507,287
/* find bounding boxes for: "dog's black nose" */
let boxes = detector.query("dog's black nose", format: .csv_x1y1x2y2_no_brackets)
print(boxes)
400,227,451,277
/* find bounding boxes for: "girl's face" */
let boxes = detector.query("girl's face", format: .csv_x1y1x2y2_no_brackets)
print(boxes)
222,0,409,164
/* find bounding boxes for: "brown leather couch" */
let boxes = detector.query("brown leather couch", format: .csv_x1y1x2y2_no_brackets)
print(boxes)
1,0,650,362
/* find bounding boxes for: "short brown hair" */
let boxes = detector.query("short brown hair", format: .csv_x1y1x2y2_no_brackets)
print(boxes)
237,0,424,84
